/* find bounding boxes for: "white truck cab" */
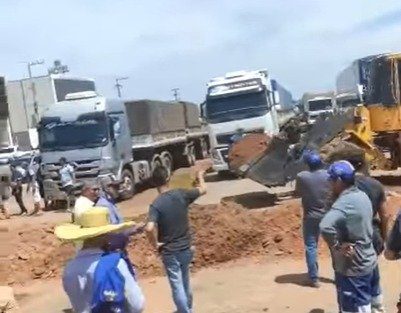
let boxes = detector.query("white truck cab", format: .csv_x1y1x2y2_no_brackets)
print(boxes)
302,92,335,124
202,69,279,173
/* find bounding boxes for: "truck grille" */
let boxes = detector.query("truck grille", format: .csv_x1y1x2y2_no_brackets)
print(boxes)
219,148,229,162
43,159,101,185
217,129,264,145
216,134,235,145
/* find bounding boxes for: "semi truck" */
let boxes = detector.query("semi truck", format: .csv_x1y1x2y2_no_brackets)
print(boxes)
6,74,96,150
335,54,386,111
201,69,294,173
38,93,208,205
301,91,335,124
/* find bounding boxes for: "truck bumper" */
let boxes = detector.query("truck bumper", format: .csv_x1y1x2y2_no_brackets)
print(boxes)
211,147,229,172
213,163,229,172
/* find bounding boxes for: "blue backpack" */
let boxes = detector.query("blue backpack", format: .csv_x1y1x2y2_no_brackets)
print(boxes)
91,252,127,313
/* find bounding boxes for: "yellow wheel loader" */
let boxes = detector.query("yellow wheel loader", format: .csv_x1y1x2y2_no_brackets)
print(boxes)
229,53,401,186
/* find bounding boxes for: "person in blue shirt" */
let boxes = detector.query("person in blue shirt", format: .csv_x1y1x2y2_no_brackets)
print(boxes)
320,161,378,313
97,176,124,224
96,175,144,251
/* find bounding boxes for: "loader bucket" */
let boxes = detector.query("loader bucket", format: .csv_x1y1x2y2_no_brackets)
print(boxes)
233,111,353,186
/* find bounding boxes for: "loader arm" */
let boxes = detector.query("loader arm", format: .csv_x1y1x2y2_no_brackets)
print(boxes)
229,111,353,186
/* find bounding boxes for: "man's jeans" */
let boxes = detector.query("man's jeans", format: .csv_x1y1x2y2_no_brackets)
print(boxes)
162,248,193,313
335,267,386,313
303,217,321,282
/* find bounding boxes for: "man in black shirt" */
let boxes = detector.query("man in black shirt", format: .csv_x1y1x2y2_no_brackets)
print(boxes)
385,211,401,312
146,166,207,313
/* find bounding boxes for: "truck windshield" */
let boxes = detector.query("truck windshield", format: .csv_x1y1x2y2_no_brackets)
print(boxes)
54,79,96,102
206,90,269,123
39,117,108,151
309,99,332,111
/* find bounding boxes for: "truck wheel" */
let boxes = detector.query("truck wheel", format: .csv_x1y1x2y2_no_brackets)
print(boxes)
151,156,163,171
161,151,173,179
185,144,196,167
196,138,209,159
120,169,135,200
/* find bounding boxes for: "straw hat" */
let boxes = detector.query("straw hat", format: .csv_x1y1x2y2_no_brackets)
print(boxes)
55,207,134,241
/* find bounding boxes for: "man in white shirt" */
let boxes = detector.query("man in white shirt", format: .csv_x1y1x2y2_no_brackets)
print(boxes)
74,182,100,221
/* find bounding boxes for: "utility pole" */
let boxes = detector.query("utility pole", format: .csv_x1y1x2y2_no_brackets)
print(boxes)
22,59,45,128
25,59,45,78
115,77,129,98
171,88,180,101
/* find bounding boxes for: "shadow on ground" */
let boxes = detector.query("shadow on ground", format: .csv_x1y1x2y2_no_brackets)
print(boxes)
221,191,277,209
375,175,401,186
205,172,238,183
309,309,325,313
14,292,29,302
275,273,334,287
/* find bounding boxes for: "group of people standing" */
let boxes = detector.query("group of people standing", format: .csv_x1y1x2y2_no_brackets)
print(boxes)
295,150,401,312
0,155,43,219
56,165,207,313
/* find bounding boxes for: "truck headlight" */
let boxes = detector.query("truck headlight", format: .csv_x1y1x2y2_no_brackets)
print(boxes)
211,149,224,164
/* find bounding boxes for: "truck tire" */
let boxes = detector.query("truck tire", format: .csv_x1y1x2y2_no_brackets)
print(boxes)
196,138,209,160
120,169,135,200
151,156,163,171
185,143,196,167
161,151,173,179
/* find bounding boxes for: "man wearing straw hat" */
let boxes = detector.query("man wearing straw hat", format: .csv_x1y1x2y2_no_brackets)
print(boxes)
56,207,145,313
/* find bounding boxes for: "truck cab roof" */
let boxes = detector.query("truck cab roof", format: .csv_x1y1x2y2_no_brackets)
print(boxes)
39,96,124,122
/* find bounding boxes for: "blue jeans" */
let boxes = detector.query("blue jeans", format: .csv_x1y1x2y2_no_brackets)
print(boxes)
335,270,374,312
303,217,321,282
334,265,385,313
162,248,193,313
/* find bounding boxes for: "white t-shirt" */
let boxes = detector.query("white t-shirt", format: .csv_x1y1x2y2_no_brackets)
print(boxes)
74,196,94,220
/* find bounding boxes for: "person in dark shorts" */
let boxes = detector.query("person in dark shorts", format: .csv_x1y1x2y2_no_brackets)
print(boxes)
10,162,28,215
384,212,401,312
59,157,75,195
145,166,207,313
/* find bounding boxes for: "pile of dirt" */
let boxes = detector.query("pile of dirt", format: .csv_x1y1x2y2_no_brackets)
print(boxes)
7,199,312,285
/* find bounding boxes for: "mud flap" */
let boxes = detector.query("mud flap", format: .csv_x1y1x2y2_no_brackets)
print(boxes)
242,112,353,186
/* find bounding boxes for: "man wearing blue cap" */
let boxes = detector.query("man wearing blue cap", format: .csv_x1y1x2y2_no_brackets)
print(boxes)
295,150,330,287
320,161,377,313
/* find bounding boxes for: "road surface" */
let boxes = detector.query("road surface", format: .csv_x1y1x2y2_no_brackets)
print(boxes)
15,257,401,313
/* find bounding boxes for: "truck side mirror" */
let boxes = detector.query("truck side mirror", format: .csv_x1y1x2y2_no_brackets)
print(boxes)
108,118,115,142
200,101,206,122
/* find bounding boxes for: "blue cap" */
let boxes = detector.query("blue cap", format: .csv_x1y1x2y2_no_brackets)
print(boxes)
327,161,355,182
302,150,322,167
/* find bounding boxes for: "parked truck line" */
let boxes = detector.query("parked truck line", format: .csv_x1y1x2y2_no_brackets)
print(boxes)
38,94,208,206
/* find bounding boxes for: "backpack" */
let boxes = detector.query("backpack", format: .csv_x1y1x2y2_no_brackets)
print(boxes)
91,252,127,313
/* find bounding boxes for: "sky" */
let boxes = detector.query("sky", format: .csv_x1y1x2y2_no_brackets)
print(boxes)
1,1,401,102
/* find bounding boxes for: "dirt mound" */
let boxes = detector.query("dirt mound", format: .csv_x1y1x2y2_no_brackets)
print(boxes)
7,199,312,285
